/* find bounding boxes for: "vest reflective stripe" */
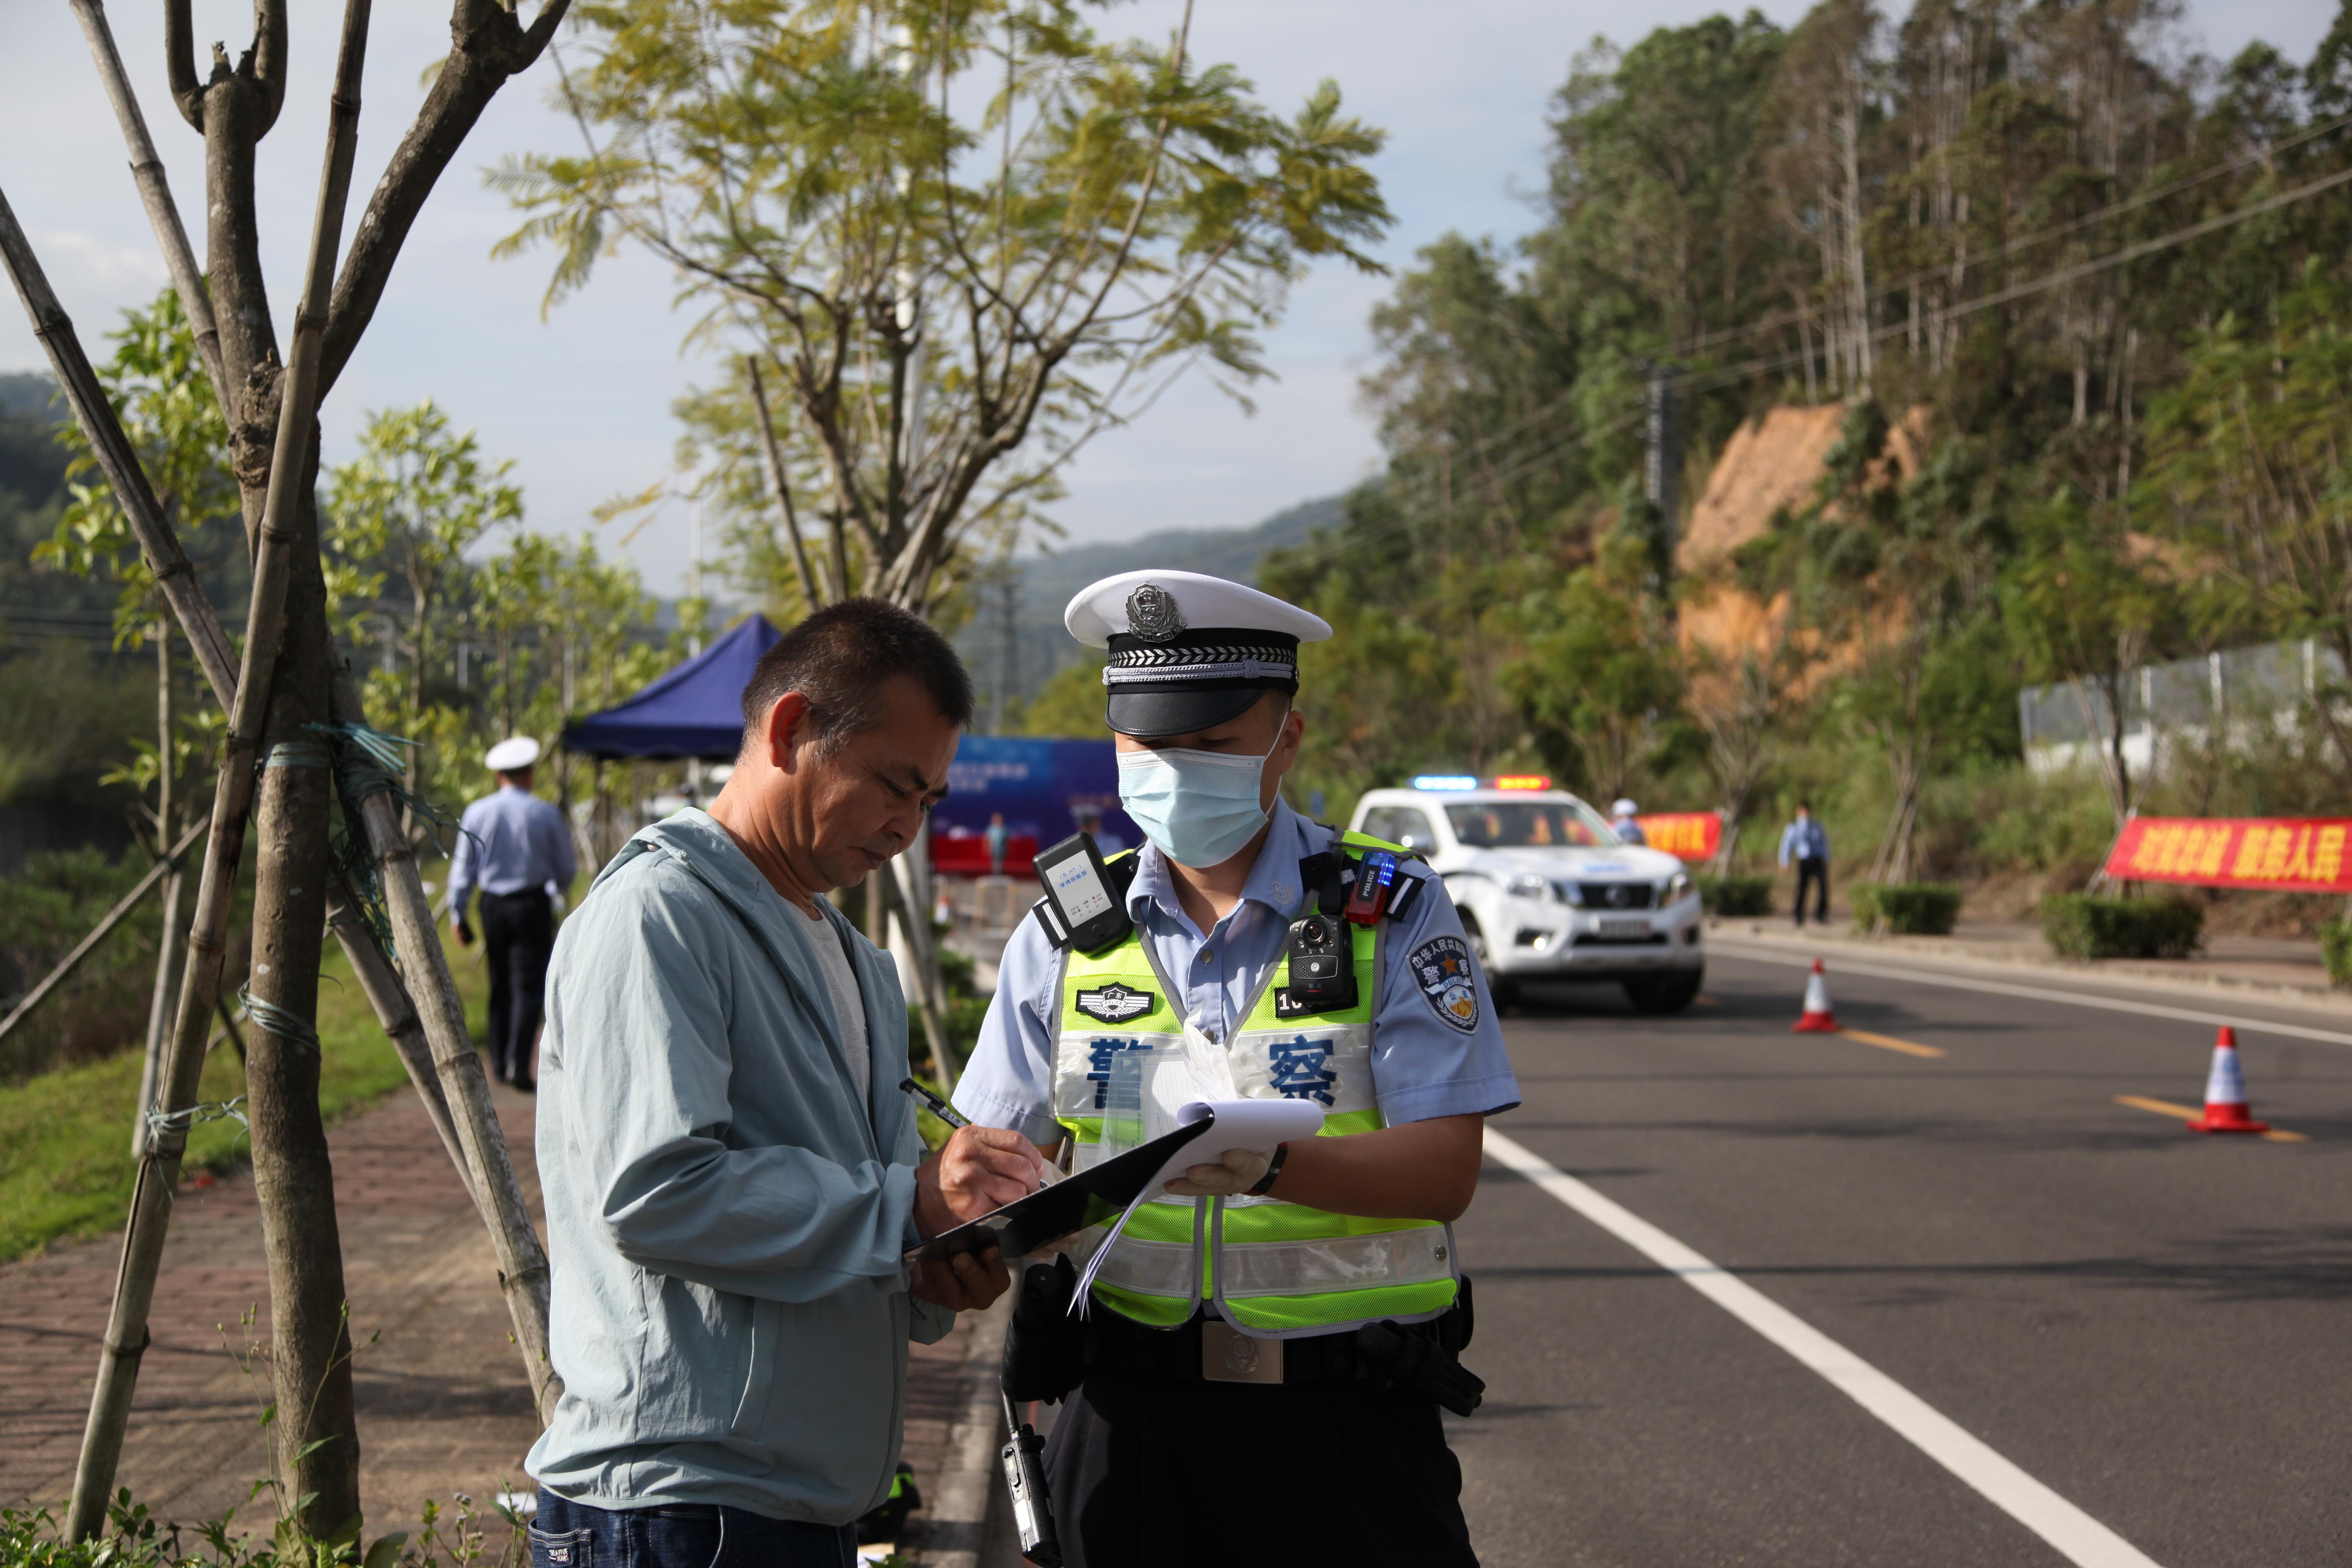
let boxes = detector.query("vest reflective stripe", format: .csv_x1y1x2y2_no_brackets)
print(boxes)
1214,1227,1455,1297
1049,855,1461,1339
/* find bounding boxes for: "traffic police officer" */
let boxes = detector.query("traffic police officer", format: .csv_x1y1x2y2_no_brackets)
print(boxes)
953,570,1519,1567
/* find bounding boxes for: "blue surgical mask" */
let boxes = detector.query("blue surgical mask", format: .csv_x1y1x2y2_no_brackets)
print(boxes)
1116,735,1280,869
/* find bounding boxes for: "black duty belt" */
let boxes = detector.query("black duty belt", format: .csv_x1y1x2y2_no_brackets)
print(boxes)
1084,1307,1439,1389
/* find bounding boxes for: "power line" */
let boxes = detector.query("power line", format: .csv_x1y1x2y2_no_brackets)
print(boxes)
1671,162,2352,400
1670,107,2352,361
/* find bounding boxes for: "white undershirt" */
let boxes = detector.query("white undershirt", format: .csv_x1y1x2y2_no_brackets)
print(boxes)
800,905,871,1108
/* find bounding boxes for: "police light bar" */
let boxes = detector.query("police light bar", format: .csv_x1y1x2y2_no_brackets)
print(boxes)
1411,775,1480,792
1491,774,1553,791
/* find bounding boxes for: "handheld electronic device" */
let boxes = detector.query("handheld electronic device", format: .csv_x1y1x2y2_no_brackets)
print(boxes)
999,1387,1062,1565
1031,832,1132,953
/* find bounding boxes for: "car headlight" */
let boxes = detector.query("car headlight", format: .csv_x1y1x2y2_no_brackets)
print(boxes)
1506,872,1552,903
1665,872,1691,903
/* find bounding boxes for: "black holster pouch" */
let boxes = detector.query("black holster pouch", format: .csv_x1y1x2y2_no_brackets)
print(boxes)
1356,1277,1483,1417
1002,1255,1087,1404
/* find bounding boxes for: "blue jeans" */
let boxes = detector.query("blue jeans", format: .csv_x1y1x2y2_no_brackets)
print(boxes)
529,1489,856,1568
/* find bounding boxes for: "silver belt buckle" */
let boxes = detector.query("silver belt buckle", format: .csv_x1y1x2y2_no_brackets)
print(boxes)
1201,1320,1283,1385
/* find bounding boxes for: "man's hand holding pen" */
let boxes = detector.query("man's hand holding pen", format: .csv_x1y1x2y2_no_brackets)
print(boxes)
907,1124,1044,1310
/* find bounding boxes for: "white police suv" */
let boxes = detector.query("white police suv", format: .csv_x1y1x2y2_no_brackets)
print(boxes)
1348,778,1705,1013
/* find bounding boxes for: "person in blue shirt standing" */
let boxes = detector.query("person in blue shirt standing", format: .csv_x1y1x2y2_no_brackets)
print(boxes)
449,736,576,1091
954,570,1520,1568
1778,800,1831,927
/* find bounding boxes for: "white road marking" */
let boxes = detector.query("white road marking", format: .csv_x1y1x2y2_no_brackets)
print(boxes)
1710,940,2352,1048
1483,1127,2164,1568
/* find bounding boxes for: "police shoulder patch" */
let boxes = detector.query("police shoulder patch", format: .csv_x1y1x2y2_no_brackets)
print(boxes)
1407,934,1481,1032
1074,981,1155,1023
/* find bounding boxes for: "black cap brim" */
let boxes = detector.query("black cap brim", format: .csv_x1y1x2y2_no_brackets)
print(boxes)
1104,681,1286,740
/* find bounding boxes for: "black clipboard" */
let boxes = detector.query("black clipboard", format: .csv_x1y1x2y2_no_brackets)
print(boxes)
904,1112,1219,1264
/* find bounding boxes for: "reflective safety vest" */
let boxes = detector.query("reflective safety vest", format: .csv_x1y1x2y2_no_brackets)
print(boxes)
1049,838,1460,1338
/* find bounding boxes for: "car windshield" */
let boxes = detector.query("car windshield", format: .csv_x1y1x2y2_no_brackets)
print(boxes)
1444,798,1620,849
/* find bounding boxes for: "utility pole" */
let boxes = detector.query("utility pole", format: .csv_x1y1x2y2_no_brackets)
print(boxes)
995,561,1018,733
1643,361,1682,600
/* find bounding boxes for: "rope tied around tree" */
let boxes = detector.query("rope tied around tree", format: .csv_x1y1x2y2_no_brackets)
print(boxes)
144,1094,248,1140
237,984,321,1056
302,721,474,958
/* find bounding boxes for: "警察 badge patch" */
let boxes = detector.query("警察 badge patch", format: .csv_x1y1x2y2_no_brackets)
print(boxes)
1409,935,1481,1032
1074,981,1156,1023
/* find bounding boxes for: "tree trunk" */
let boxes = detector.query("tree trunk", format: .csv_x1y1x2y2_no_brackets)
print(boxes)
242,465,363,1539
134,622,186,1159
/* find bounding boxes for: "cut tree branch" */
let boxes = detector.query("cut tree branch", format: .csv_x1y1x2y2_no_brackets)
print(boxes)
320,0,573,399
70,0,227,402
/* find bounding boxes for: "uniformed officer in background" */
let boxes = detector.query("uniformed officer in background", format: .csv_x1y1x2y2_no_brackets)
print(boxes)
449,735,575,1091
953,570,1519,1567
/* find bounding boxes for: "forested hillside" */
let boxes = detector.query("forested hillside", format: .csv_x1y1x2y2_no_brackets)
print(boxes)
1265,0,2352,900
959,494,1341,722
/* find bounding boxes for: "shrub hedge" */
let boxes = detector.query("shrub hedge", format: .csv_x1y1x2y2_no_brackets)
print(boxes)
1697,875,1776,917
2320,918,2352,988
1850,882,1964,935
2040,892,2205,959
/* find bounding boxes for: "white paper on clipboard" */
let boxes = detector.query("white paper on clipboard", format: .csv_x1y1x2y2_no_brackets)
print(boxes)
1071,1094,1324,1311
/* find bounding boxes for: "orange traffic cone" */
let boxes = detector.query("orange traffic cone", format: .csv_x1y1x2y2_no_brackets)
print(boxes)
2185,1026,2269,1134
1791,959,1839,1033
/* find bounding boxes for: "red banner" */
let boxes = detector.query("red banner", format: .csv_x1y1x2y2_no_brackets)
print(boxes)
2104,816,2352,893
1635,812,1723,862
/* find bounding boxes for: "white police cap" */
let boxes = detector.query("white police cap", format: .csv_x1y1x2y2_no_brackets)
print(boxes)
1063,570,1331,739
484,735,542,773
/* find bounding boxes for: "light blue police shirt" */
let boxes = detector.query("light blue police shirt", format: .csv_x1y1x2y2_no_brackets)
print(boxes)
953,800,1519,1144
449,784,577,911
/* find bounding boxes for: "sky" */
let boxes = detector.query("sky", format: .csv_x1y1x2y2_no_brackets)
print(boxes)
1,0,2334,600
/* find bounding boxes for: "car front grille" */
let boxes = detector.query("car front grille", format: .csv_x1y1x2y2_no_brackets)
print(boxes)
1578,882,1655,910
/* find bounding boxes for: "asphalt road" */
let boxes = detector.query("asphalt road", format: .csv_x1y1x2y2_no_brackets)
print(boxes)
1452,946,2352,1567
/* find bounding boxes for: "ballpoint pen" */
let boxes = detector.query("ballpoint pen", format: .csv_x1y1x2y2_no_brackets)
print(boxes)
900,1078,1060,1186
899,1076,971,1129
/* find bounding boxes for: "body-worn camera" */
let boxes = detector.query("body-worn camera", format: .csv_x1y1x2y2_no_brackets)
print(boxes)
1279,912,1358,1016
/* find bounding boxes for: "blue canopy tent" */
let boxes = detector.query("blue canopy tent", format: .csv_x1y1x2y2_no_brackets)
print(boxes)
562,613,783,760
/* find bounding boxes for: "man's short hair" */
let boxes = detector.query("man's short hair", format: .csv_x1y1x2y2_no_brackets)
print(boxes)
740,599,975,758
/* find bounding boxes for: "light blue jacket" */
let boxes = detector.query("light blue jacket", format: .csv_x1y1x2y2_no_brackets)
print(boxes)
526,809,953,1524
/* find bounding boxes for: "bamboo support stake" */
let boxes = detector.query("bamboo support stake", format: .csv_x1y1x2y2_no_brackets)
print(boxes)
67,0,227,403
324,875,473,1203
0,165,527,1417
62,0,371,1524
0,198,467,1179
0,189,236,704
0,813,209,1053
330,670,558,1416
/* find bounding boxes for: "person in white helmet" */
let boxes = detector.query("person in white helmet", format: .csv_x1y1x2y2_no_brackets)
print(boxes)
1609,798,1646,845
449,735,575,1089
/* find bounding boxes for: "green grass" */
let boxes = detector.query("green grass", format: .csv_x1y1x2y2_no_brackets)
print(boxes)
0,927,488,1261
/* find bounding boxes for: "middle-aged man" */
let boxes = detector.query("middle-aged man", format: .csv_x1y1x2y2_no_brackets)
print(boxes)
1779,800,1832,926
448,735,576,1090
528,600,1045,1568
955,569,1520,1568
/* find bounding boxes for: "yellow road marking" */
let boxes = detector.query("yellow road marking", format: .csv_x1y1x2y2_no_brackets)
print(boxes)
2113,1094,2308,1142
1836,1027,1945,1059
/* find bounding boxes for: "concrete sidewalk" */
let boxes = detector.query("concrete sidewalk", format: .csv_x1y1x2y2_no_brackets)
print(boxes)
0,1084,1011,1560
1713,915,2352,1016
